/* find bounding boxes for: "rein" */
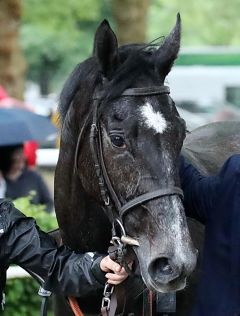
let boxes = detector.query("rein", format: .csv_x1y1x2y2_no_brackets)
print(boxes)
72,85,183,316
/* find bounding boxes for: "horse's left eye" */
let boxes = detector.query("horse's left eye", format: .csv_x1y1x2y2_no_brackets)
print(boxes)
110,135,126,148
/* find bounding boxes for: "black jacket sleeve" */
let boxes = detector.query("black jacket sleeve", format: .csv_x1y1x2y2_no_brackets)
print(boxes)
179,155,240,224
0,199,106,297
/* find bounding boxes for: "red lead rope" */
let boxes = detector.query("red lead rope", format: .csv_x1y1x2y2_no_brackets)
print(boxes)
68,296,84,316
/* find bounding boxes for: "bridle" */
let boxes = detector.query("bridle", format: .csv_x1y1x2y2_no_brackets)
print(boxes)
72,85,183,316
74,85,183,228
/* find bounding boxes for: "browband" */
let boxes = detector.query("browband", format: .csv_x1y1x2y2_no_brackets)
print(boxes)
93,86,170,100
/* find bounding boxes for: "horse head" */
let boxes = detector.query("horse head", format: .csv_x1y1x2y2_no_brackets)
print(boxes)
56,15,197,294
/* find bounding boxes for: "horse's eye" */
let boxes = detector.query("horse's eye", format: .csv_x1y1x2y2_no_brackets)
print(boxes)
110,135,126,148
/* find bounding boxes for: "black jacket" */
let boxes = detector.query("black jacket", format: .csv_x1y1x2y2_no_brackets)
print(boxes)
0,199,106,308
180,155,240,316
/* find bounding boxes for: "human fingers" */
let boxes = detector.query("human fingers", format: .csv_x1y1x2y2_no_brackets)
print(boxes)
100,256,122,273
105,272,128,285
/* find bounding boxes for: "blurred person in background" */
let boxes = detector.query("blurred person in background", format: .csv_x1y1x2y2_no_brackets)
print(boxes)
0,85,8,101
0,144,53,212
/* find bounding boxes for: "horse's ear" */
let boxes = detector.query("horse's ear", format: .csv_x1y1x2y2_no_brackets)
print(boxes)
155,13,181,79
93,20,119,79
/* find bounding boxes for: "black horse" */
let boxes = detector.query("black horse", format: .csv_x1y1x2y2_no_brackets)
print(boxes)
54,15,198,315
54,17,240,316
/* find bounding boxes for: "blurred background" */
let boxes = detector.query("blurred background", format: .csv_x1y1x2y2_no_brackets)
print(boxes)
1,0,240,314
1,0,240,131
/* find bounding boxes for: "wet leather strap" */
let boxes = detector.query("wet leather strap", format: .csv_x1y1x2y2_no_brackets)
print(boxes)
120,187,183,218
94,86,170,100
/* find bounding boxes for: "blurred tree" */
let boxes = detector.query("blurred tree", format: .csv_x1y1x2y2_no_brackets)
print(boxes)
112,0,150,44
0,0,26,99
149,0,240,46
21,0,105,94
20,0,240,95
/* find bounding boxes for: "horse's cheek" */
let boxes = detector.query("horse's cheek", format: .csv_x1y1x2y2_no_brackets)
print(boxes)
106,152,140,198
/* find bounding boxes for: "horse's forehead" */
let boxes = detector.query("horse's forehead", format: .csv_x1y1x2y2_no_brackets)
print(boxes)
139,101,168,134
112,95,168,115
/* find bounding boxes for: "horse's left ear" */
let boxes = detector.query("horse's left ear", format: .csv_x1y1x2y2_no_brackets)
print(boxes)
155,13,181,79
93,20,119,79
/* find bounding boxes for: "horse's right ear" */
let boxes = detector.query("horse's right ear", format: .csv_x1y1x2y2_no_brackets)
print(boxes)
93,20,119,79
155,13,181,80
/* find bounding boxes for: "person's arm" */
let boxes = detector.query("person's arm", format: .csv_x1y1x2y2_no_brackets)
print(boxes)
180,156,219,224
0,200,128,297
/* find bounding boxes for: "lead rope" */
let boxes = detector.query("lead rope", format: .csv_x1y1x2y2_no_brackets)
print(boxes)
66,226,127,316
142,289,155,316
101,222,129,316
68,297,84,316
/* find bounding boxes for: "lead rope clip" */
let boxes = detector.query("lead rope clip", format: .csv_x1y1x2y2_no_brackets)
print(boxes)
101,283,114,311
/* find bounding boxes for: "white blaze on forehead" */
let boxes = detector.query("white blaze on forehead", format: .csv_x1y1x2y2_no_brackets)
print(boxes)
140,102,167,134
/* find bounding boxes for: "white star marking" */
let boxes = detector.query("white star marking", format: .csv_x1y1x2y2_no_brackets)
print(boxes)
141,102,167,134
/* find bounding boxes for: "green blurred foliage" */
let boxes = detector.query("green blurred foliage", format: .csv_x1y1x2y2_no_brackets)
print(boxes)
148,0,240,46
13,195,58,230
4,278,53,316
21,0,240,91
3,196,57,316
21,0,112,91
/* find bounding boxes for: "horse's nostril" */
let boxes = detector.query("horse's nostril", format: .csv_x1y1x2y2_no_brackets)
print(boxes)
160,261,173,275
151,257,173,276
148,256,185,285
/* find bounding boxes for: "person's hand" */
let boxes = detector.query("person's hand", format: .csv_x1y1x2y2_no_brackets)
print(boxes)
100,255,129,285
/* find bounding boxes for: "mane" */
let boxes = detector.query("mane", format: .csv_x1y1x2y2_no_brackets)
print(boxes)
58,57,101,123
58,43,163,123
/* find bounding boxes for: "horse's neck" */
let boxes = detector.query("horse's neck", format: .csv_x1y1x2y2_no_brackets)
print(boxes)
71,181,111,252
55,132,111,253
183,121,240,176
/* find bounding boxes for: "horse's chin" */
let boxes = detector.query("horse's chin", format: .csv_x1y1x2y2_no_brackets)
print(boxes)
145,276,187,293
